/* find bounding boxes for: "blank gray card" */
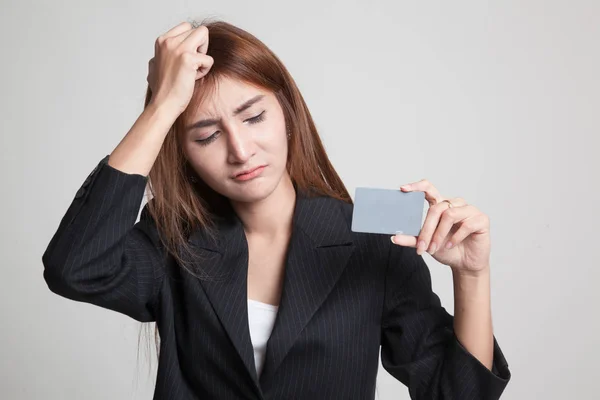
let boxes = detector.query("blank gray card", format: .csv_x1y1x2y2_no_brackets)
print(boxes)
351,187,425,236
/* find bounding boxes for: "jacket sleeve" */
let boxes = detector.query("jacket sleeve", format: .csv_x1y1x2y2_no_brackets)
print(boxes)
380,242,511,399
42,155,165,322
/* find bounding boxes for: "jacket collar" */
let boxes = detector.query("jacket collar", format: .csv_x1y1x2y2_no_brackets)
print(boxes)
185,187,355,393
187,187,353,253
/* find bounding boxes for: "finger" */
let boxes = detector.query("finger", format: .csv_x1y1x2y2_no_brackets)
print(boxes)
415,200,453,255
400,179,444,206
180,24,210,54
156,24,204,54
391,234,417,247
446,213,489,250
391,198,469,251
429,204,473,254
445,197,467,207
155,23,193,54
163,21,193,38
193,53,215,78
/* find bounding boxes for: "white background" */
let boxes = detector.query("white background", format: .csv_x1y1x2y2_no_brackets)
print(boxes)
1,1,599,399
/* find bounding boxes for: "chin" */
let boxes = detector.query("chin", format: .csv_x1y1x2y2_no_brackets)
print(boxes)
221,176,281,204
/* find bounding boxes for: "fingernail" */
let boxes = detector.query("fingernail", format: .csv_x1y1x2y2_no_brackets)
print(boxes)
445,241,453,249
391,236,396,244
417,240,426,254
429,243,437,254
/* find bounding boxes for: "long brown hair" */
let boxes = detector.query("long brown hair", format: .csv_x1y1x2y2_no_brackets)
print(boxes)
138,17,352,371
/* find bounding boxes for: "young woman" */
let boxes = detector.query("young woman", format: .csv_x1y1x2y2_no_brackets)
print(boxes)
42,19,511,400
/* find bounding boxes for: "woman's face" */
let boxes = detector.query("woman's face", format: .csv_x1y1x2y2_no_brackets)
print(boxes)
182,76,290,203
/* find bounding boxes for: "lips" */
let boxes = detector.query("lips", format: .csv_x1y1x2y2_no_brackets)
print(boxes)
233,165,265,178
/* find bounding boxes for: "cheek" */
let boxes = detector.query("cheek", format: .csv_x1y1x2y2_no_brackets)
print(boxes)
185,146,224,181
261,123,288,154
197,163,222,181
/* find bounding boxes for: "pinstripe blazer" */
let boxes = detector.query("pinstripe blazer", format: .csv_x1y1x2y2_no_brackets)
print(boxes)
42,155,511,399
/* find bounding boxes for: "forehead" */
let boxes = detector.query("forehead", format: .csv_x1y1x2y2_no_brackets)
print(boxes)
196,76,270,115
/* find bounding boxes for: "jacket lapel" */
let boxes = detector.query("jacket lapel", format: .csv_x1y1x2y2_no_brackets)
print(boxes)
187,212,261,388
186,189,355,390
259,192,355,384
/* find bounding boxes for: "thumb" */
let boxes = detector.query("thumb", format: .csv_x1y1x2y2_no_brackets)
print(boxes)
391,234,418,247
194,54,214,79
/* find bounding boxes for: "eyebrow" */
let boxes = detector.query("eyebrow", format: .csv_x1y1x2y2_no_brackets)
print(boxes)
187,94,265,130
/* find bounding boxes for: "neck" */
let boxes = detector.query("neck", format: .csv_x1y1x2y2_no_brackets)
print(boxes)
229,174,297,240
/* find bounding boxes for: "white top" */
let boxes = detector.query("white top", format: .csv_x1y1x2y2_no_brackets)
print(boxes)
247,299,279,376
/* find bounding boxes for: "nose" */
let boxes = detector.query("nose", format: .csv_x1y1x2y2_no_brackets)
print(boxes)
226,124,256,164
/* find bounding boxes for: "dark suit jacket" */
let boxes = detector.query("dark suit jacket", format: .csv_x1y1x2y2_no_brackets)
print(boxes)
42,155,511,399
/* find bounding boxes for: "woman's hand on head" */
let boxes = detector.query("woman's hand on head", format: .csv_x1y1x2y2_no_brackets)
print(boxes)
147,21,214,115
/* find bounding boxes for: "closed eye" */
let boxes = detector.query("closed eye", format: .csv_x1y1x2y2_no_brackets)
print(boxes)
247,110,266,124
194,111,267,146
